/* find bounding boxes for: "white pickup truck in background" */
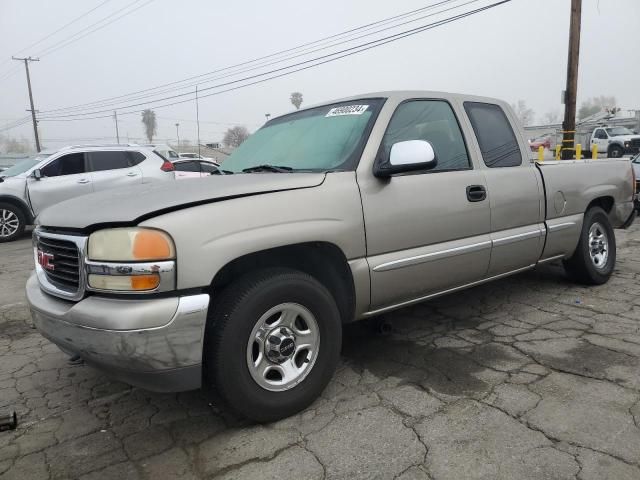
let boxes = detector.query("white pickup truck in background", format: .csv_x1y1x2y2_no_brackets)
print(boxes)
583,125,640,158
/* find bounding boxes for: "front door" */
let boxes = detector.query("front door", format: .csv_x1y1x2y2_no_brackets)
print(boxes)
593,128,608,155
27,152,93,216
358,99,491,311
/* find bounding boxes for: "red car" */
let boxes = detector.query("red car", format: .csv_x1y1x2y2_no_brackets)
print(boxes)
529,135,553,151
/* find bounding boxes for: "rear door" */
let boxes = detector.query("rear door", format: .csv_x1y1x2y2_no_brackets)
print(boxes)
593,128,608,154
87,151,144,192
360,99,492,310
27,152,93,215
463,102,544,276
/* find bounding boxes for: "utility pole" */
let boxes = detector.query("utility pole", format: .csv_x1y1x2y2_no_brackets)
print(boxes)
195,86,201,157
175,123,180,150
561,0,582,160
113,110,120,144
12,56,41,152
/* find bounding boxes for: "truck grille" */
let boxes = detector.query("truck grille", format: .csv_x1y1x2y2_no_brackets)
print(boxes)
631,139,640,149
36,235,81,293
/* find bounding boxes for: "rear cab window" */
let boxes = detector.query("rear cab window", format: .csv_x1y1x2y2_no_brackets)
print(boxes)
174,161,200,172
464,102,522,168
87,151,145,172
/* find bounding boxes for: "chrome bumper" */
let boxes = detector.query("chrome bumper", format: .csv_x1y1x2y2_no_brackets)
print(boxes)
26,273,209,392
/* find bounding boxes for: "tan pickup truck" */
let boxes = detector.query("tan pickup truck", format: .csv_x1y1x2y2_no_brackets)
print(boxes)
27,91,636,421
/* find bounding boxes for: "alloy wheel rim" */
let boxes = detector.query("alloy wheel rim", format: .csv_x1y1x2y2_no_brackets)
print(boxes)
588,222,609,269
0,209,19,238
246,302,320,392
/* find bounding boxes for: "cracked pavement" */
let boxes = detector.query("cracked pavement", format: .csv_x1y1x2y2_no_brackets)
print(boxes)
2,226,640,479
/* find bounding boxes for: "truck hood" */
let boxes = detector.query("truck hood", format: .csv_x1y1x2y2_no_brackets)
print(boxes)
612,135,640,142
38,173,326,230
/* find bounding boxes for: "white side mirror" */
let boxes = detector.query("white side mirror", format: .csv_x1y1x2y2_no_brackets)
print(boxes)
389,140,437,167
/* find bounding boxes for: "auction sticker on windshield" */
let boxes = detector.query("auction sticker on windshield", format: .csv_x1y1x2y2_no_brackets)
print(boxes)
326,105,369,117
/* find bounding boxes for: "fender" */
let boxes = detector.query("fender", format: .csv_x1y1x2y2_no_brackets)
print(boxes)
0,195,34,224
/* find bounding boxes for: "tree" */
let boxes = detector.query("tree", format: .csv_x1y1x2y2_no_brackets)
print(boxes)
0,135,31,154
290,92,303,110
510,100,535,126
141,109,157,142
541,110,561,125
578,96,616,120
223,126,250,147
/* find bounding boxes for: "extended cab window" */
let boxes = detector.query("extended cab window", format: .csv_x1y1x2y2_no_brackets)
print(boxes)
464,102,522,168
40,153,86,177
88,151,142,172
380,100,470,172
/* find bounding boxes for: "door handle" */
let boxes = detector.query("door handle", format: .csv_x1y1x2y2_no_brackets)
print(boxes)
466,185,487,202
77,178,90,184
126,172,138,177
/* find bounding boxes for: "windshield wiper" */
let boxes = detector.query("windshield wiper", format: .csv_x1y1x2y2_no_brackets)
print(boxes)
242,164,293,173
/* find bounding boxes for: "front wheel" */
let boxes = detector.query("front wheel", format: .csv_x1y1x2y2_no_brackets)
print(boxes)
609,145,624,158
204,269,342,422
0,203,26,243
563,207,616,285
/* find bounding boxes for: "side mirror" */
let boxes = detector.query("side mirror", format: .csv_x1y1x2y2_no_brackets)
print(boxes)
32,169,42,181
374,140,437,178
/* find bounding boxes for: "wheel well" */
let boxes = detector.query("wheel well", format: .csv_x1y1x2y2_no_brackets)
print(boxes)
608,143,623,152
587,196,614,214
210,242,356,323
0,196,33,224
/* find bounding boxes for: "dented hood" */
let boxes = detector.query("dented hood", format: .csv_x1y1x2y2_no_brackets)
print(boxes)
37,173,325,230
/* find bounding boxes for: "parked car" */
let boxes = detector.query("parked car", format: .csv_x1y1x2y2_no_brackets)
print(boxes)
27,91,636,422
0,144,175,242
528,134,553,151
172,158,220,179
179,152,215,162
581,126,640,158
143,144,181,161
632,153,640,209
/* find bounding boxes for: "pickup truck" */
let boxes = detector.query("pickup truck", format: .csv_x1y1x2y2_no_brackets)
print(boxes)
26,91,637,422
585,125,640,158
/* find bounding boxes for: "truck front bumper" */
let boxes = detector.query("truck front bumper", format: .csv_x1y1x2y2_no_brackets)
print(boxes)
26,273,209,392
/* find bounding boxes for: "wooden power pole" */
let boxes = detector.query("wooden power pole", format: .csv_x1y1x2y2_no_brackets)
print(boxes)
12,56,41,152
561,0,582,160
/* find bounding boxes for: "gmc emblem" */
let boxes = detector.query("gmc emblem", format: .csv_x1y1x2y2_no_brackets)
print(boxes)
37,250,55,271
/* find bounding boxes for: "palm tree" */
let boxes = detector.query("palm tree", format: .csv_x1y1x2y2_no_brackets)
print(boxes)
290,92,303,110
141,109,157,142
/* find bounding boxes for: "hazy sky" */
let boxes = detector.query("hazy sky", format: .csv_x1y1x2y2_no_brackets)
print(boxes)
1,0,638,149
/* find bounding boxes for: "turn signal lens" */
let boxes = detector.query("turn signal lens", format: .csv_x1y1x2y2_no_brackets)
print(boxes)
88,274,160,291
88,228,175,262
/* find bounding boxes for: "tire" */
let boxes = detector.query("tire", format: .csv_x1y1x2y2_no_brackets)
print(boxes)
609,145,624,158
563,207,616,285
204,268,342,422
0,202,26,243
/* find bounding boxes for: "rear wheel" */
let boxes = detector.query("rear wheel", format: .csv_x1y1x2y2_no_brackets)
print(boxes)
563,207,616,285
0,203,26,243
204,268,342,422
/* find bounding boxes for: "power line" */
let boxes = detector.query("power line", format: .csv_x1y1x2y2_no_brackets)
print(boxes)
38,1,510,121
34,0,154,58
0,0,113,68
37,0,466,115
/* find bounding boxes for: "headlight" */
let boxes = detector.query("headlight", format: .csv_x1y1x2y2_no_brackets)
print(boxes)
87,228,176,292
88,227,175,262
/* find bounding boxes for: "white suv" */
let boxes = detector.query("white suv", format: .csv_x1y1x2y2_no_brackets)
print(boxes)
0,144,175,242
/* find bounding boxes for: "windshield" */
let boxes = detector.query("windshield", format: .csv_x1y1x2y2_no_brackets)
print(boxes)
222,99,383,173
0,155,49,177
606,127,634,136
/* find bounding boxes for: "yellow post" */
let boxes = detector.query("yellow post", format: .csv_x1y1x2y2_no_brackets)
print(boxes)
592,144,598,160
555,145,561,160
538,146,545,163
576,144,582,160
